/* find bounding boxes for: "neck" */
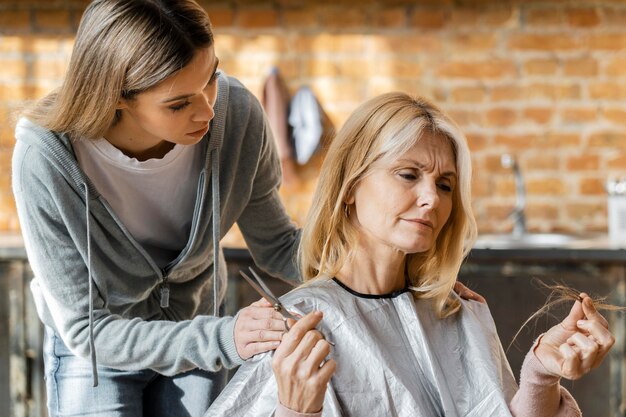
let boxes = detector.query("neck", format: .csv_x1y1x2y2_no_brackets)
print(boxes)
104,119,175,161
337,240,406,295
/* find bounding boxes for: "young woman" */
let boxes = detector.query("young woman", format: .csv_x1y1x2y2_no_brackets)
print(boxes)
206,93,615,417
12,1,302,415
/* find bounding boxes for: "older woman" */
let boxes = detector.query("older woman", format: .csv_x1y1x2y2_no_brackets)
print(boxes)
206,93,614,417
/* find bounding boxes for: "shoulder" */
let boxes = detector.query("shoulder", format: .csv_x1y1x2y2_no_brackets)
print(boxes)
279,279,348,330
224,74,264,119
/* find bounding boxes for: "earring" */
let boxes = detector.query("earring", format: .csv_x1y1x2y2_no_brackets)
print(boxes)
344,204,351,217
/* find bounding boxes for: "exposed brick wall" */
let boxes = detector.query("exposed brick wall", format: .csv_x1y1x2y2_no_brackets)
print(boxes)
1,0,625,242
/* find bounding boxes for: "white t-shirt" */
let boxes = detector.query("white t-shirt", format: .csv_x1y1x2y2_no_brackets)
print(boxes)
73,138,204,268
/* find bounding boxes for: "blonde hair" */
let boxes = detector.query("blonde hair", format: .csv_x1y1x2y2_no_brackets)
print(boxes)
24,0,213,140
299,92,477,318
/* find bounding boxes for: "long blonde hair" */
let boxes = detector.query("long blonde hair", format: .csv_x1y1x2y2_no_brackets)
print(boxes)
24,0,213,140
299,92,477,318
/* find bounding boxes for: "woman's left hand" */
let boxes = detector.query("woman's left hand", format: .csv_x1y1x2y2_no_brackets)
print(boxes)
534,293,615,380
454,281,486,304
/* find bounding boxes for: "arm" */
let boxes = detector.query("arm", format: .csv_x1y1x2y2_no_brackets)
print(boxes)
13,142,243,374
236,111,301,283
510,294,614,417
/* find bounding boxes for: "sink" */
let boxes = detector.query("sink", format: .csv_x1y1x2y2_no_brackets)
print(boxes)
473,233,599,249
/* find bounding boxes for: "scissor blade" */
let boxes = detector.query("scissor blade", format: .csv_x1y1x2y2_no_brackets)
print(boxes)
239,270,278,305
248,267,280,301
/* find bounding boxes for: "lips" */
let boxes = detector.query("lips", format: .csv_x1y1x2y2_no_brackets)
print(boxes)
188,125,209,137
404,218,434,229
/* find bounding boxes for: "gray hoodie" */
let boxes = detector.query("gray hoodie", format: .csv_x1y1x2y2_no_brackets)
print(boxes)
11,73,300,384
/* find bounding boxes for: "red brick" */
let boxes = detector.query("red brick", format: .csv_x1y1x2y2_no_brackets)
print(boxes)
377,59,423,78
563,57,598,76
566,8,600,27
494,177,516,196
238,9,279,28
33,57,69,81
589,82,626,100
449,8,481,28
369,34,440,54
589,131,626,147
236,35,288,54
485,108,517,127
527,178,567,195
373,7,406,28
409,9,447,30
607,153,626,169
484,154,511,172
0,11,30,31
523,107,553,125
318,7,367,29
297,34,365,54
603,108,626,125
34,10,71,31
523,58,559,76
448,33,497,52
587,34,626,50
567,154,599,170
579,177,605,195
310,79,364,104
494,134,539,150
508,34,580,51
525,7,562,26
482,6,517,28
523,153,560,170
484,204,513,222
525,83,581,100
561,107,597,124
605,57,626,76
446,109,482,128
450,86,485,103
283,9,318,28
491,85,523,101
465,132,489,151
565,202,607,221
437,60,516,79
602,7,626,27
526,203,559,221
0,59,28,79
206,8,235,28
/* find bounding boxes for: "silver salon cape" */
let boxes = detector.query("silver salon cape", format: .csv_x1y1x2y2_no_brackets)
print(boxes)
206,278,518,417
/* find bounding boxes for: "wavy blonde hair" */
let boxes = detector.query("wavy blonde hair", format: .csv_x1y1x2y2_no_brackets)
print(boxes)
24,0,213,140
299,92,477,318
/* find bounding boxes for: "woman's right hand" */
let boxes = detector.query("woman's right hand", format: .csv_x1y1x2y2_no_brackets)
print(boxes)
272,311,336,414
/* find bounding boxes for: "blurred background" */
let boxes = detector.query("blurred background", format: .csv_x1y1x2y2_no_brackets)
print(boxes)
0,0,625,416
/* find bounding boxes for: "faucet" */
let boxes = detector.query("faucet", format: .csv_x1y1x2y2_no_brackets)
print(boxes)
501,154,526,237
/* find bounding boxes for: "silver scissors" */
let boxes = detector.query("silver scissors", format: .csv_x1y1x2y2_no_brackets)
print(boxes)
239,267,299,331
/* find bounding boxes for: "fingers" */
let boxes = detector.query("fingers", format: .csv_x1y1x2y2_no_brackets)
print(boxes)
234,302,306,360
454,282,487,304
276,311,324,358
560,297,585,330
559,343,582,380
580,295,609,328
576,318,615,369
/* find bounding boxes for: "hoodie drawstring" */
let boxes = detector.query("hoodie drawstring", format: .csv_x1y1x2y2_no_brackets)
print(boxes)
84,184,98,387
211,149,221,317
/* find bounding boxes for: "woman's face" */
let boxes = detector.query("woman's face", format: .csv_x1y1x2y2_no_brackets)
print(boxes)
348,133,457,255
117,46,219,147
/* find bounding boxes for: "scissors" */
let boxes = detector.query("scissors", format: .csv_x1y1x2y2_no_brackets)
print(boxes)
239,267,299,331
239,268,335,347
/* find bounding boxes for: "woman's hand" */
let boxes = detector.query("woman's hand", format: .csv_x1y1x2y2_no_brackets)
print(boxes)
272,311,336,414
234,298,290,360
534,293,615,380
454,281,486,304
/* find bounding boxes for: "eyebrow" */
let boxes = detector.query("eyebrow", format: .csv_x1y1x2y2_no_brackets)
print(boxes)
398,158,457,178
161,57,220,104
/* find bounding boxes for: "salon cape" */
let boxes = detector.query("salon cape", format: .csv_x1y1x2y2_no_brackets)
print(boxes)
206,278,518,417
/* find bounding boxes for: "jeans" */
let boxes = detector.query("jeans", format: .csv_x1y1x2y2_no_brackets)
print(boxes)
43,326,228,417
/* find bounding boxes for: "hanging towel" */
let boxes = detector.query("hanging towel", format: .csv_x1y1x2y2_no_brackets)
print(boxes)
288,86,324,165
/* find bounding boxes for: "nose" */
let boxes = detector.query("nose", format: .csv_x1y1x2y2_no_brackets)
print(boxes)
192,92,215,123
416,181,439,208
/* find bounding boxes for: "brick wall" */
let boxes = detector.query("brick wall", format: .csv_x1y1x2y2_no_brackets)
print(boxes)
1,0,625,243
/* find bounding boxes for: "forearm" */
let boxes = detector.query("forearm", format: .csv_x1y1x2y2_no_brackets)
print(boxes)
510,348,581,417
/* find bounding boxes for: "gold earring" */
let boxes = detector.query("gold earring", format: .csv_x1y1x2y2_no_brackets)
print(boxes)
344,204,350,217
